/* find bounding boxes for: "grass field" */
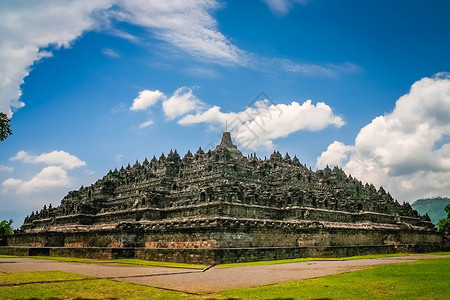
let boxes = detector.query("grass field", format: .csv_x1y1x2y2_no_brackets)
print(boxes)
0,256,448,299
218,257,450,299
0,271,189,300
216,252,416,268
28,255,208,269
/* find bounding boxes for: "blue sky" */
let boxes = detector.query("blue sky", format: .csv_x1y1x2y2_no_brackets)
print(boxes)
1,0,449,226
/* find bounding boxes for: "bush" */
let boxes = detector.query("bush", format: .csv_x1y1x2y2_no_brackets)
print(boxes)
437,204,450,234
0,219,14,235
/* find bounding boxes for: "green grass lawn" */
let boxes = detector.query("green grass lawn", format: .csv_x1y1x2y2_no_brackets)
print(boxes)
427,251,450,255
216,252,416,268
29,255,208,269
0,271,189,300
0,257,448,299
217,257,450,300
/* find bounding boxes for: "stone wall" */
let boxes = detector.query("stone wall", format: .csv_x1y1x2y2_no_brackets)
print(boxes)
10,218,443,249
21,202,434,231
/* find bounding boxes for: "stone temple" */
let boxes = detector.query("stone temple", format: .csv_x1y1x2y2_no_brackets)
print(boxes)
1,132,445,264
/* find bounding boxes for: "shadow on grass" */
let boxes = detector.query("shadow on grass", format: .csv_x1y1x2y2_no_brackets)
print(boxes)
226,298,333,300
24,298,119,300
224,298,296,300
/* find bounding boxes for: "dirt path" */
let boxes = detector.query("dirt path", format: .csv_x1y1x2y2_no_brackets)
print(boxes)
0,254,447,293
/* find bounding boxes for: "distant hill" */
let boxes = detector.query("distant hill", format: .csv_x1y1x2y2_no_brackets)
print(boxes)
411,197,450,225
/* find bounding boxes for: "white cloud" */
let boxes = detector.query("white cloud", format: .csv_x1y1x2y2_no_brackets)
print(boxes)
276,59,360,77
2,150,86,195
1,0,243,116
0,0,112,116
107,28,140,44
112,0,353,78
139,119,154,129
2,166,70,195
262,0,310,16
130,87,343,150
110,102,126,114
180,99,344,150
11,150,86,170
101,48,120,58
114,0,246,65
130,90,165,111
85,169,95,176
115,154,124,163
130,86,204,122
1,0,359,117
162,87,203,120
316,73,450,202
316,141,354,169
251,58,361,78
187,66,220,78
0,165,14,172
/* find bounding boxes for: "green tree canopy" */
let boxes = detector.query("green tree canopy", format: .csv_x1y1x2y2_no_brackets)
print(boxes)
0,112,13,141
437,204,450,234
0,219,14,235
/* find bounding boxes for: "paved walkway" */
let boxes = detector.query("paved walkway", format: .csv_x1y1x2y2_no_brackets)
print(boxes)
0,254,447,293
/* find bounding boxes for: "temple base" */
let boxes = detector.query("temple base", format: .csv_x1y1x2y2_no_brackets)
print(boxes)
0,244,447,265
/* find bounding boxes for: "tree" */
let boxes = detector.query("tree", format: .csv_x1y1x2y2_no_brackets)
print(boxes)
0,112,13,141
0,219,14,235
437,204,450,234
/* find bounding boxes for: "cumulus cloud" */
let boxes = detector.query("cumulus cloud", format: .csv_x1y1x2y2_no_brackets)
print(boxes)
130,87,343,150
162,87,203,120
2,150,85,195
11,150,86,170
130,87,203,120
139,120,154,129
130,90,165,111
0,0,112,116
180,99,344,150
317,141,354,169
316,73,450,202
2,166,70,195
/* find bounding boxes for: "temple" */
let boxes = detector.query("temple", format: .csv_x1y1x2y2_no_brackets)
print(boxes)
1,132,445,264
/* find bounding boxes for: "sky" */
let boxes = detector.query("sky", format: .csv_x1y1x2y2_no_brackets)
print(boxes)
0,0,449,226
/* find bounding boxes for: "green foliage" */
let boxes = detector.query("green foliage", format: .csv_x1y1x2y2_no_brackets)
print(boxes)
0,112,12,141
0,219,13,235
437,204,450,234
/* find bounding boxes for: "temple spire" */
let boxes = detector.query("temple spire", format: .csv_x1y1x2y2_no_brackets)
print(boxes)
215,130,242,155
219,131,234,147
